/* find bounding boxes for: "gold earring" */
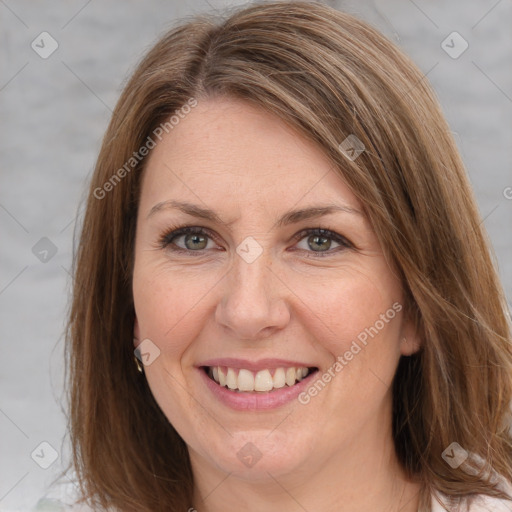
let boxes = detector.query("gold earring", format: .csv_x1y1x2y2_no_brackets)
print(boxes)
133,338,143,373
134,355,144,373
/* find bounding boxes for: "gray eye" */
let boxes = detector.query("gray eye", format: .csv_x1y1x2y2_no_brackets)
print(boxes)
296,234,341,252
176,233,211,250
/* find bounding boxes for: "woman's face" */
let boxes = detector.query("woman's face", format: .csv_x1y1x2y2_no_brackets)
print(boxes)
132,97,419,481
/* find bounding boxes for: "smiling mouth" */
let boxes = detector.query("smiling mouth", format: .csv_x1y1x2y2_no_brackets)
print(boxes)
202,365,319,393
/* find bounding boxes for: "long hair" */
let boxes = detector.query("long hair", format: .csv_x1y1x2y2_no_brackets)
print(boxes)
65,2,512,510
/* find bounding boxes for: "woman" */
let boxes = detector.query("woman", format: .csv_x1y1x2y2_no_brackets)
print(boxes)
64,2,512,511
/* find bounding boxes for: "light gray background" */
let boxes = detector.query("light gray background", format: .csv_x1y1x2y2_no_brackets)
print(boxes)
1,1,511,510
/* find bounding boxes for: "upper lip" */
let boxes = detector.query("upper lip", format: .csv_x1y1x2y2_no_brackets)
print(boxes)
198,358,318,372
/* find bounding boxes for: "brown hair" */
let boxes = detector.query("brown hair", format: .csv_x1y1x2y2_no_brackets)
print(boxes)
65,2,512,510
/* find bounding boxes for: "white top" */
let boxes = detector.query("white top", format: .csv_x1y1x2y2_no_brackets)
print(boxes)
432,492,512,511
432,474,512,511
27,492,512,512
26,478,512,511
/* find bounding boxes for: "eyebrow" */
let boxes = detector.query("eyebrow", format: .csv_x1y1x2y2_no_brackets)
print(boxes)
147,199,363,228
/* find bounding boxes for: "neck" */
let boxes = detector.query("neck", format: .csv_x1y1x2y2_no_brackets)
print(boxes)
189,422,421,512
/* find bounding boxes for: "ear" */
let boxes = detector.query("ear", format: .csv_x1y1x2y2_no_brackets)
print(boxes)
399,316,422,356
133,316,141,348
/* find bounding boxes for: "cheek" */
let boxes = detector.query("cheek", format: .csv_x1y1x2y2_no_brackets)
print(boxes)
132,263,207,359
290,264,403,358
292,272,404,434
132,264,211,429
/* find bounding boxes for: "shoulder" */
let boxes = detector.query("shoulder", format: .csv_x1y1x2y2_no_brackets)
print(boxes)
432,494,512,512
32,498,98,511
468,493,512,511
432,479,512,512
31,475,121,512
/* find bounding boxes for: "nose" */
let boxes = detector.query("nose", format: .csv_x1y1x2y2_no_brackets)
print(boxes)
215,249,291,340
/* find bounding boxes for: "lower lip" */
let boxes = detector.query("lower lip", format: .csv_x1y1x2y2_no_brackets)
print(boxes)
199,367,318,410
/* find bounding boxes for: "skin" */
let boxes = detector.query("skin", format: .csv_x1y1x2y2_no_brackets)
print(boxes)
132,97,422,512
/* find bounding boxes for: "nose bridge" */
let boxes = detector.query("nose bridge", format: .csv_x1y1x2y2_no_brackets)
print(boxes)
232,245,272,299
215,241,289,339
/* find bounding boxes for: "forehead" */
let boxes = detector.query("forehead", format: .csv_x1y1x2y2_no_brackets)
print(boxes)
140,97,362,215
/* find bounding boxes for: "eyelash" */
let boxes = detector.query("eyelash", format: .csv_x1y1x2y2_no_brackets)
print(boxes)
157,224,353,258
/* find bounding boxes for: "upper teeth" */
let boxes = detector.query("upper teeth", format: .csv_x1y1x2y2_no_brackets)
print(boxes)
209,366,310,392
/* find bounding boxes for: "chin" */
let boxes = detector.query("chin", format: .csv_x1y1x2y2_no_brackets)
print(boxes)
196,428,314,480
